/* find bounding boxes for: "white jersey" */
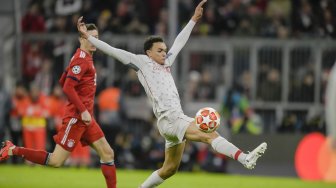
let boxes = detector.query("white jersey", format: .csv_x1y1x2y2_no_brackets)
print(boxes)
88,20,196,120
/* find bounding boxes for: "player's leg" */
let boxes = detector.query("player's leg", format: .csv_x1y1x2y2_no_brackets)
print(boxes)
47,144,71,167
84,119,116,188
140,142,185,188
185,121,267,169
1,117,81,165
91,137,116,188
0,140,70,167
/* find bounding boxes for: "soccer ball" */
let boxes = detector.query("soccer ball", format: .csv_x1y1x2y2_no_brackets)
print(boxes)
195,107,220,133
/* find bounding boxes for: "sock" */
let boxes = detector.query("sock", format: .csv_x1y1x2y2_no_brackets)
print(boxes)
211,136,247,164
140,170,164,188
101,161,117,188
12,147,50,165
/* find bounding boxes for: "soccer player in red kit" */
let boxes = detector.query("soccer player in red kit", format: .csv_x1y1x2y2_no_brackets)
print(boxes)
0,24,117,188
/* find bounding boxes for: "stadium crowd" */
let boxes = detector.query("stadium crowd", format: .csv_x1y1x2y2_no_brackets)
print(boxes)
22,0,336,38
1,0,333,170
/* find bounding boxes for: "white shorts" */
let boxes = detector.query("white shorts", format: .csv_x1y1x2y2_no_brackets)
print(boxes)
157,114,194,148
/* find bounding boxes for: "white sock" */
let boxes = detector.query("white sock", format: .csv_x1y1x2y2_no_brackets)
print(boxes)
211,136,247,164
140,170,164,188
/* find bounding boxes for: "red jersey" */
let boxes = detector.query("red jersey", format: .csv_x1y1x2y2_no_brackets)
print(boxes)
59,48,96,119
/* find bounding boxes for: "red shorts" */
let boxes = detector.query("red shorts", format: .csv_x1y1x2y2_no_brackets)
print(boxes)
54,117,104,152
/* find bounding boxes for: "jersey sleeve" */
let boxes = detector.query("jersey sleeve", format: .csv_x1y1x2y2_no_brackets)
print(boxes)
87,36,141,70
66,59,89,82
58,71,67,87
62,59,89,113
165,20,196,67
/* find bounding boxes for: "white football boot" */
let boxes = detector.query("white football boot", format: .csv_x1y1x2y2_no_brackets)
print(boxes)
244,142,267,169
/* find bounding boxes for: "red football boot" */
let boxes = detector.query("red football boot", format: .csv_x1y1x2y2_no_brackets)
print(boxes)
0,141,15,161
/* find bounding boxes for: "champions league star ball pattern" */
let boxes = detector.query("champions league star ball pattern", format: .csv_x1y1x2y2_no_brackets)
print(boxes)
195,107,220,133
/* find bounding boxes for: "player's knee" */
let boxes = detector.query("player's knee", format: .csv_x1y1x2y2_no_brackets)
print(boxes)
48,160,64,168
101,146,114,161
47,153,66,167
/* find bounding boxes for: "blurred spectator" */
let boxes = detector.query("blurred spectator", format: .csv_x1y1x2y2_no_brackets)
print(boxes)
235,70,252,98
96,10,112,33
95,62,108,96
145,0,165,30
257,68,281,101
113,132,136,168
142,129,165,169
222,88,263,135
179,142,198,171
298,73,315,102
98,85,123,146
121,69,145,97
200,151,227,173
292,0,317,37
46,85,66,148
278,110,325,134
0,78,11,142
186,71,201,101
289,61,315,102
235,17,255,37
10,82,30,163
277,113,298,133
34,57,55,95
193,70,216,101
153,9,168,36
50,16,68,32
266,0,291,19
126,17,149,35
55,0,82,16
260,0,290,38
319,8,336,38
109,0,134,34
21,84,49,156
22,2,46,33
22,42,44,84
302,109,325,133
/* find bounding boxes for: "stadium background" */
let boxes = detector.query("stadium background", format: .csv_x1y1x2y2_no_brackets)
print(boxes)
0,0,336,186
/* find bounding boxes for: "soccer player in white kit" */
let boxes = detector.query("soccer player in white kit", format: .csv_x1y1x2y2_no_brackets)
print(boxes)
77,1,267,187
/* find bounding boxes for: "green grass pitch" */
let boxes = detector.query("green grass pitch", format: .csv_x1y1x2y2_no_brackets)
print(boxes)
0,165,334,188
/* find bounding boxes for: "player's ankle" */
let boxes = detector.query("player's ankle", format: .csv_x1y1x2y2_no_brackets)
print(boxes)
8,146,16,156
237,151,247,164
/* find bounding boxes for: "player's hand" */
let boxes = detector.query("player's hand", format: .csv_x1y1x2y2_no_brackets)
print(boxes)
192,0,207,22
77,16,89,39
81,110,92,125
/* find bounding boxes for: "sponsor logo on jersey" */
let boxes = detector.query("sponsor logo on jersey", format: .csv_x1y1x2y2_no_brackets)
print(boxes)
72,65,81,74
153,63,171,73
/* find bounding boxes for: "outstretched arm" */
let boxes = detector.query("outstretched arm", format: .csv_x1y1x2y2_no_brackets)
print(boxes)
166,0,207,66
77,17,137,65
326,63,336,149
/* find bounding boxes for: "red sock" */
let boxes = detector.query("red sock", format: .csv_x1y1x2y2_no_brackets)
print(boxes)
234,150,242,160
101,162,117,188
13,147,50,165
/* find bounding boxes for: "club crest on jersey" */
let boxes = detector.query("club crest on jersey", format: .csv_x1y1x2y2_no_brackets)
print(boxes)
67,139,75,148
72,65,81,74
